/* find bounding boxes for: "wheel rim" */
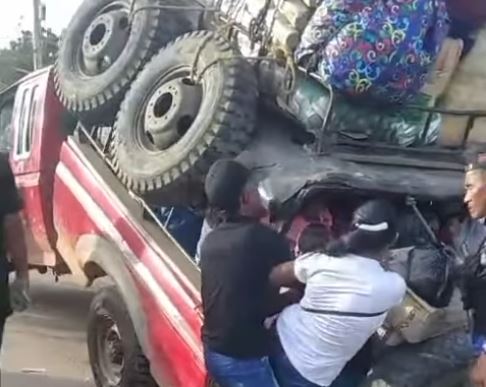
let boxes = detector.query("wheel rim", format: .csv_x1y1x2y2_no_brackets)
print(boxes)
79,2,131,76
97,316,124,385
138,69,203,151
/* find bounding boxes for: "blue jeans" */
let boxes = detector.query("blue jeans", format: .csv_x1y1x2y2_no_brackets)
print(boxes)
270,339,366,387
204,347,279,387
270,342,320,387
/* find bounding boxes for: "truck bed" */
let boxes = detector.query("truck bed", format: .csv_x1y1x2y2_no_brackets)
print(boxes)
71,130,202,290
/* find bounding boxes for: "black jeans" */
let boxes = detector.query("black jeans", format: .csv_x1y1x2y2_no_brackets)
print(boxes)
0,257,11,350
0,316,5,350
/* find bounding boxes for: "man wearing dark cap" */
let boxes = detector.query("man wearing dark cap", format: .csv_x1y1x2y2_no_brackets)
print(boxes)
463,152,486,386
200,159,292,386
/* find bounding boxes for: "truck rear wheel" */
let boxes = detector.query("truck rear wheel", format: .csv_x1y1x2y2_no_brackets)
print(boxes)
54,0,196,124
88,286,157,387
111,31,258,205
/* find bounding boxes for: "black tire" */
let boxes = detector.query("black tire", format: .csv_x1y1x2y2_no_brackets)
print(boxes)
88,286,157,387
112,30,258,205
54,0,196,124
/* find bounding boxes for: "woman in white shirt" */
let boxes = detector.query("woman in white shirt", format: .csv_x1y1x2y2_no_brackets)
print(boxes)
269,200,407,387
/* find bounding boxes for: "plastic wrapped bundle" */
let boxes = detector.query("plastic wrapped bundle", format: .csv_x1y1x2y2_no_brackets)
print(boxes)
331,94,441,147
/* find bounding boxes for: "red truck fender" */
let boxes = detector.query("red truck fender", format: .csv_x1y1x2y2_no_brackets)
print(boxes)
76,234,179,385
75,235,151,363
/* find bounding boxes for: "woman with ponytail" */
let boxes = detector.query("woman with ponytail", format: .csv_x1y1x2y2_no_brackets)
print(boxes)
269,200,406,387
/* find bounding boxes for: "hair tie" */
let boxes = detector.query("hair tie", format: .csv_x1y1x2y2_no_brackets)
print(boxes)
356,222,389,232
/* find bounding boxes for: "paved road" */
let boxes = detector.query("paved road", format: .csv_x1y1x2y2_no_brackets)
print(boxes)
1,274,95,387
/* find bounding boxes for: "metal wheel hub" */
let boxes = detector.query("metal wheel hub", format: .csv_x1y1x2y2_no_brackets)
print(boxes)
144,78,202,150
82,11,130,75
98,320,124,385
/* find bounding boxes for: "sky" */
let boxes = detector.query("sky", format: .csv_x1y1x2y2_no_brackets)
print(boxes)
0,0,81,47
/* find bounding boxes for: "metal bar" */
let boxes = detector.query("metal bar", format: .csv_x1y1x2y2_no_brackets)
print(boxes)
333,138,463,156
406,196,440,245
102,126,115,154
406,106,486,117
462,116,477,148
333,152,464,171
32,0,43,70
90,125,98,138
316,84,334,154
420,112,434,144
406,196,453,299
130,4,217,20
77,123,116,169
164,207,175,228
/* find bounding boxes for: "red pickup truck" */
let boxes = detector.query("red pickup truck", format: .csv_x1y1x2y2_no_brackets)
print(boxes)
0,67,206,387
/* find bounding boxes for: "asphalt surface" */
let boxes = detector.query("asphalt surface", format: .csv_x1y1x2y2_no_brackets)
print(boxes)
1,274,95,387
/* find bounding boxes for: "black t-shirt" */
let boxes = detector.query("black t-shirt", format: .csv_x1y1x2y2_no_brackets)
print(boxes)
0,153,22,318
200,219,291,358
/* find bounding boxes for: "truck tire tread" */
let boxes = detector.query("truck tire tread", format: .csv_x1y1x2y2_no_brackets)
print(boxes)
88,286,157,387
111,30,258,205
54,0,195,124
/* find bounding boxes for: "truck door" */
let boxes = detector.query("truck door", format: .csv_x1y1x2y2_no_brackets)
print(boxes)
10,70,63,267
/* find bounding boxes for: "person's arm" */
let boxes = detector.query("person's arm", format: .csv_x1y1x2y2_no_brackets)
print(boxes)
266,251,319,315
265,287,304,316
4,214,28,279
269,261,300,288
258,226,299,315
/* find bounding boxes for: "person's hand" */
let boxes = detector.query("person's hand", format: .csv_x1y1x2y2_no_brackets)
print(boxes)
10,275,31,312
471,354,486,387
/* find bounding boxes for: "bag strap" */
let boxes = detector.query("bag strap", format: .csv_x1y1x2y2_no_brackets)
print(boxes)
301,306,387,318
405,248,415,284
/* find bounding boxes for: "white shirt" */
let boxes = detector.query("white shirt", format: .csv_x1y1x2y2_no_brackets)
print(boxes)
277,253,406,386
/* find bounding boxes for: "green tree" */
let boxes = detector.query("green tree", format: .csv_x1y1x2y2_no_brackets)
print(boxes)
0,28,59,90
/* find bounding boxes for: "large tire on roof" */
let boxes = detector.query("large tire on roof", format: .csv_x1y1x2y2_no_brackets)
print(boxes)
54,0,197,124
111,30,258,205
88,286,157,387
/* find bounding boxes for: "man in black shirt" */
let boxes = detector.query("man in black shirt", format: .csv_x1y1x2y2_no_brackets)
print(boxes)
200,159,292,387
0,153,29,352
